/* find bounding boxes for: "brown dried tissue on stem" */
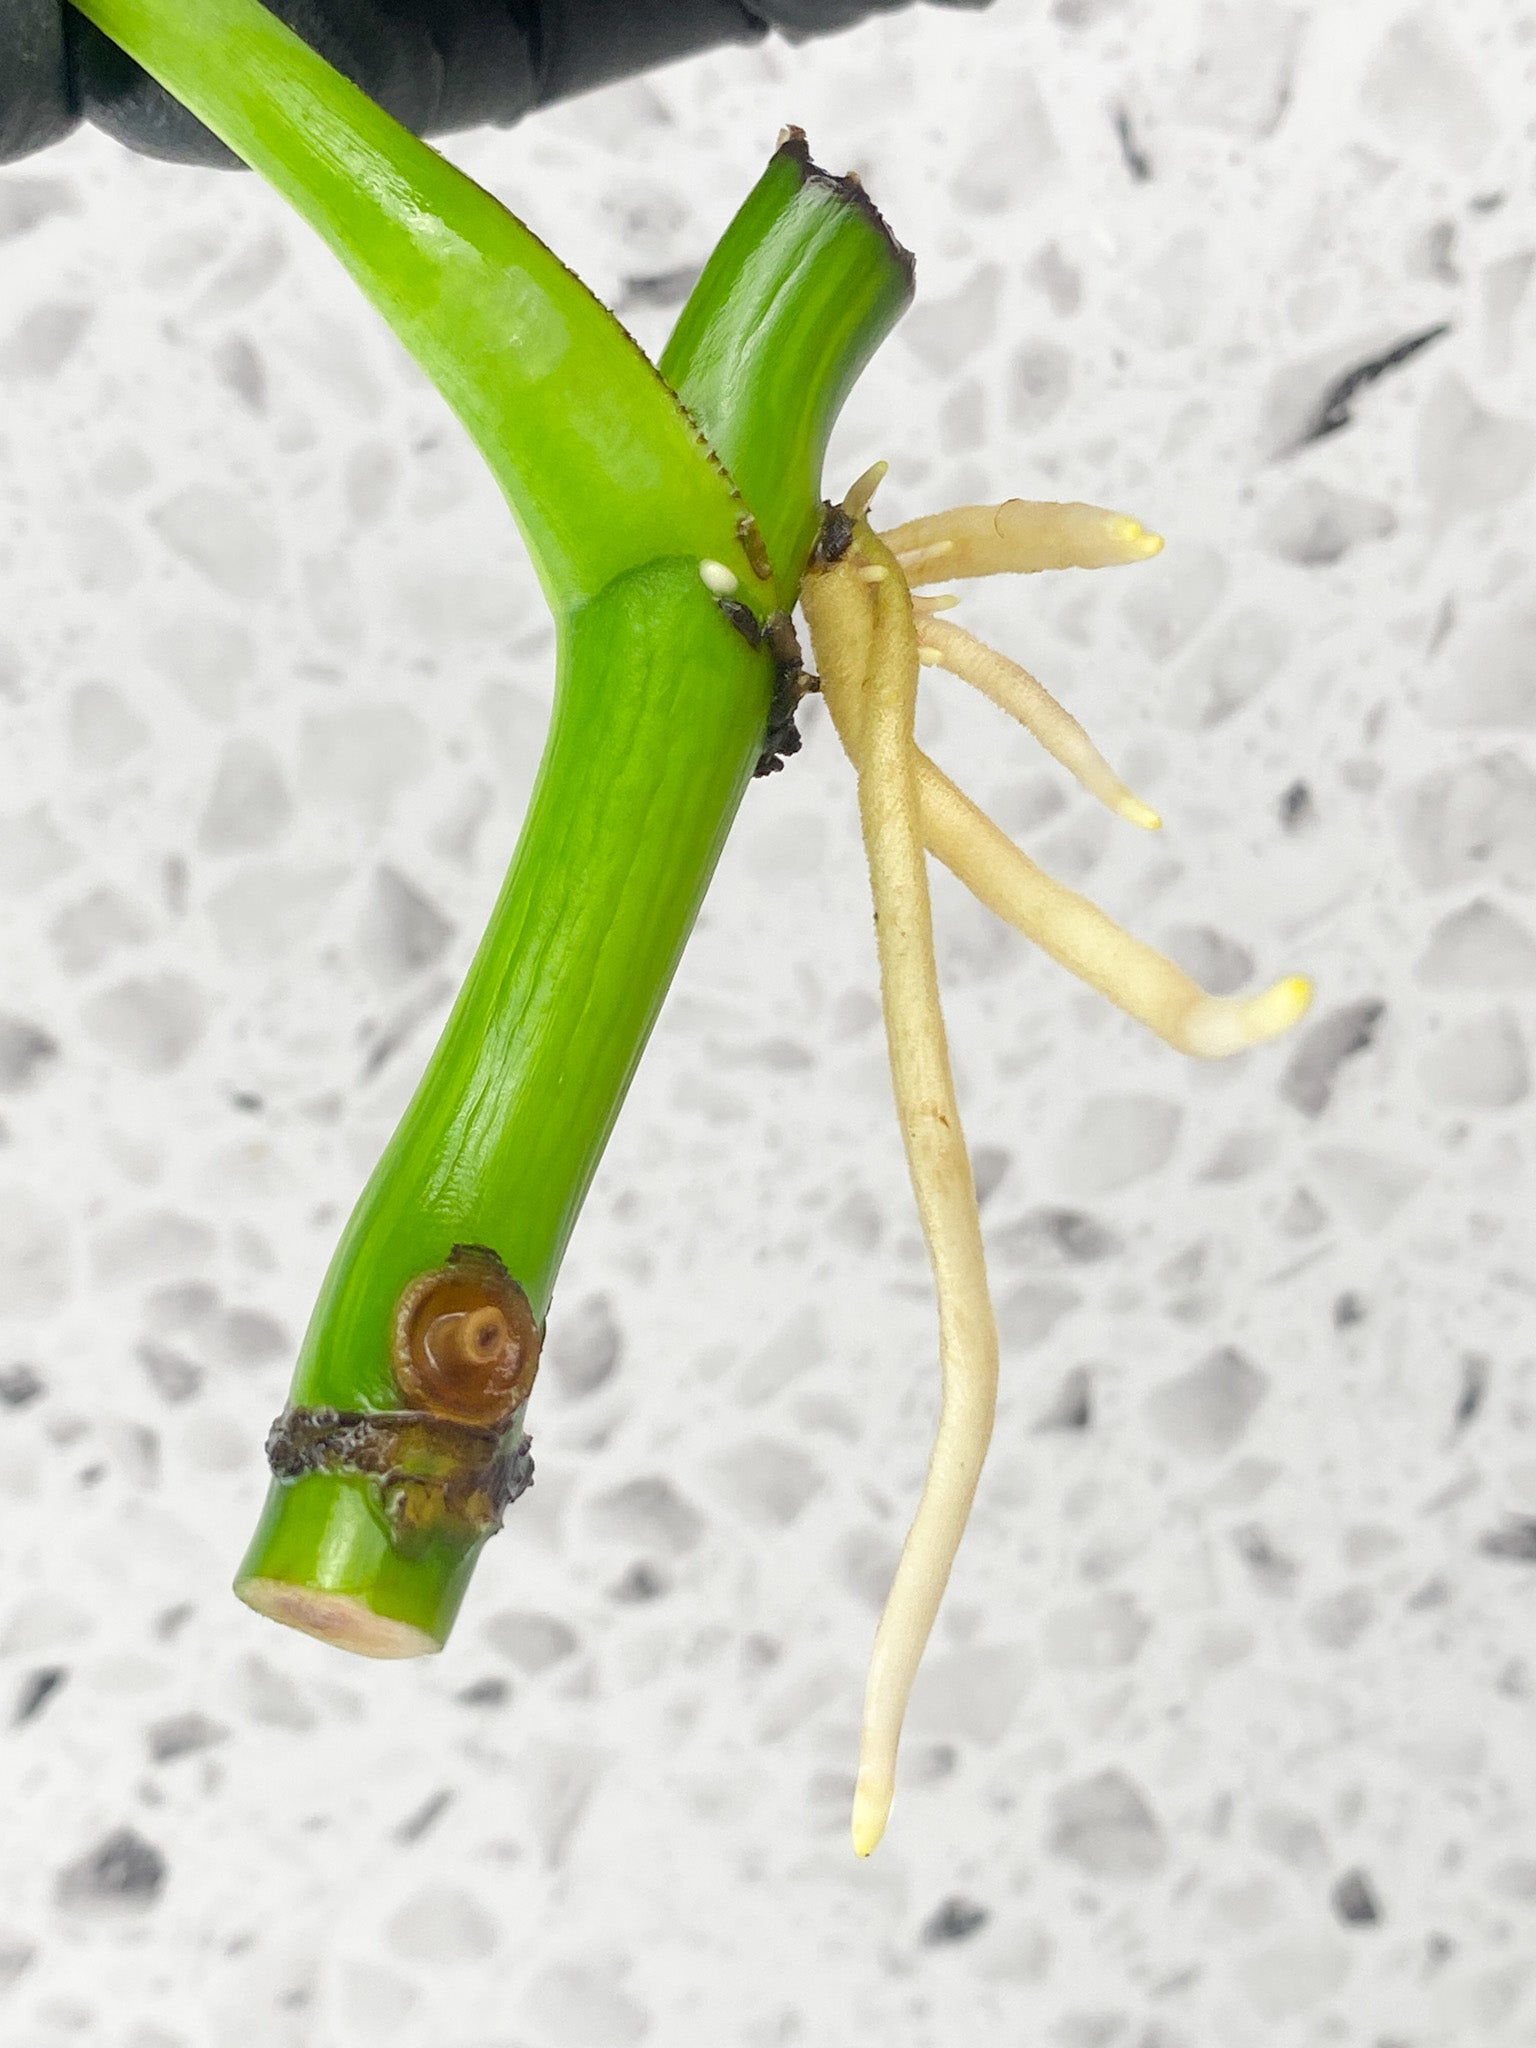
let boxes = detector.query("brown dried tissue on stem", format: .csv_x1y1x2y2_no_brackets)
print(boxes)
237,1247,542,1655
800,472,1312,1857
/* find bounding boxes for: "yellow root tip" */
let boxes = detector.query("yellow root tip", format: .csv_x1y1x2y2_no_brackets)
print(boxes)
1117,795,1163,831
1118,519,1164,560
844,460,890,521
1259,974,1314,1033
851,1774,893,1859
1178,974,1314,1059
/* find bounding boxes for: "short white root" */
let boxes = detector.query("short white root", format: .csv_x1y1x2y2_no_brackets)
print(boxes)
917,614,1162,830
886,498,1164,583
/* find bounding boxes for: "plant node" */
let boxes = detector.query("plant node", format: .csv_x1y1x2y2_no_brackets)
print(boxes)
394,1245,541,1428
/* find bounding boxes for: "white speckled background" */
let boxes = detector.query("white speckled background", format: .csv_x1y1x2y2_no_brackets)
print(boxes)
4,1,1536,2041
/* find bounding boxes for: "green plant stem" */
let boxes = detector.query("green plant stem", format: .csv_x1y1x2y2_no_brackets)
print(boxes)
76,0,910,1651
70,0,763,613
660,134,912,612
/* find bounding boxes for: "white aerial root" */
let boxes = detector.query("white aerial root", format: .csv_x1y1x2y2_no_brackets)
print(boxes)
801,518,998,1862
916,614,1162,831
799,473,1313,1858
884,497,1165,581
913,749,1311,1056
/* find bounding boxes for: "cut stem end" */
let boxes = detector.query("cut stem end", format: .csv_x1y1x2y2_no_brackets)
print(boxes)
235,1577,441,1659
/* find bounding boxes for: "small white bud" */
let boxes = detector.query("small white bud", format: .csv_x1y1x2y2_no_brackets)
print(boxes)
698,559,739,597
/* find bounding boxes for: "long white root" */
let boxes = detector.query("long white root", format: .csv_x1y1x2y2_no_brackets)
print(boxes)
802,523,998,1860
797,477,1310,1858
914,750,1310,1057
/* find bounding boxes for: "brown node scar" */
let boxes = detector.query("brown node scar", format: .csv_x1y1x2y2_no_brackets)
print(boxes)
393,1244,541,1429
266,1405,533,1549
811,500,856,567
717,596,763,647
736,513,774,582
755,609,812,777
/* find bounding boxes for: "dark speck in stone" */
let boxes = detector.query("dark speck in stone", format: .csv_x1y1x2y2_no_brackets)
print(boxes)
971,1145,1010,1207
993,1207,1121,1266
548,1291,622,1399
610,1560,668,1603
1332,1869,1382,1924
0,1362,43,1406
1034,1363,1093,1431
394,1788,454,1844
56,1827,167,1910
1295,325,1450,448
1333,1292,1367,1329
155,1603,195,1640
148,1712,227,1762
359,978,453,1080
1498,1657,1531,1698
14,1666,66,1724
163,854,190,917
137,1341,204,1404
1406,1576,1451,1611
0,1935,33,1989
1232,1522,1299,1593
0,1014,58,1092
1281,1001,1385,1118
455,1677,509,1707
919,1744,958,1780
1278,780,1316,831
230,1089,264,1113
1420,220,1458,286
1112,104,1151,181
1454,1354,1489,1429
1479,1519,1536,1564
0,176,78,244
921,1896,990,1944
617,264,704,312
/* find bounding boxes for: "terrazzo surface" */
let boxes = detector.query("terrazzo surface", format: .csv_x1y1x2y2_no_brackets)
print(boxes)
4,1,1536,2042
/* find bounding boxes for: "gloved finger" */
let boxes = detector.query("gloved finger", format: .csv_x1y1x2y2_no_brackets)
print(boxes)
68,13,242,164
66,0,478,166
762,0,992,31
0,0,77,164
532,0,765,107
8,0,989,170
58,0,763,165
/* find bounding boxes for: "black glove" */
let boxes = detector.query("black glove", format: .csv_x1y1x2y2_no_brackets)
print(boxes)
1,0,989,167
